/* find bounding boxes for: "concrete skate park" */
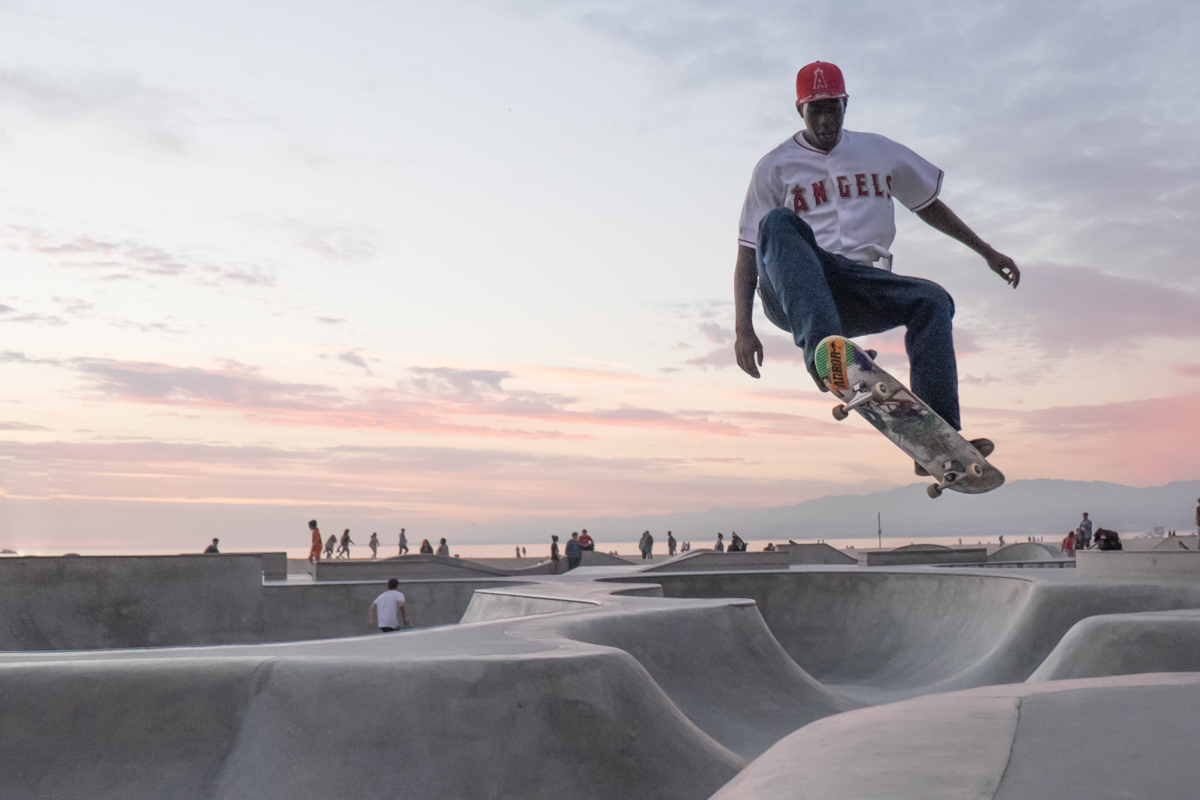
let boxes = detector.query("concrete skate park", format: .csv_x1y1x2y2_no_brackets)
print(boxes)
3,542,1200,799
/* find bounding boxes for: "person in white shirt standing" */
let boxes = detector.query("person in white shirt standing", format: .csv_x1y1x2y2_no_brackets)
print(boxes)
369,578,407,633
734,61,1020,470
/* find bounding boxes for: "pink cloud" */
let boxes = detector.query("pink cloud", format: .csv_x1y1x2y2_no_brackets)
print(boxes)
970,392,1200,484
66,359,749,438
1174,363,1200,378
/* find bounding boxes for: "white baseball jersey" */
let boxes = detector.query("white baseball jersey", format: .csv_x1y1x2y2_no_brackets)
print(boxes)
738,129,943,269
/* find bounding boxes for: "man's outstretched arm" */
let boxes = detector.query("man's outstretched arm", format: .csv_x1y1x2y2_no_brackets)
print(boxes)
734,245,763,377
915,199,1020,288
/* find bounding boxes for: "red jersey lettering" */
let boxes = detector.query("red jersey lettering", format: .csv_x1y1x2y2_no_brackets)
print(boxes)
837,175,851,198
792,186,810,212
871,173,884,197
812,180,829,206
855,173,869,197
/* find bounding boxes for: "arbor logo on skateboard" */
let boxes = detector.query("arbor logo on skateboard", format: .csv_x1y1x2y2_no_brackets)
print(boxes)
815,337,851,391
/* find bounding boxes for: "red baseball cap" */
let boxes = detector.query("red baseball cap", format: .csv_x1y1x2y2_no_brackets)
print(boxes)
796,61,848,106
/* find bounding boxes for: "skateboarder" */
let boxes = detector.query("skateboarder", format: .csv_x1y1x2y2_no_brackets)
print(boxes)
733,61,1019,471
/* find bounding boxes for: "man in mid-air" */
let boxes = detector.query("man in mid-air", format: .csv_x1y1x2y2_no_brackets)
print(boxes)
734,61,1019,470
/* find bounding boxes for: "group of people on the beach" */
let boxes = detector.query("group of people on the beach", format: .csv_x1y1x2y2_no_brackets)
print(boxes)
307,521,448,563
1060,512,1122,555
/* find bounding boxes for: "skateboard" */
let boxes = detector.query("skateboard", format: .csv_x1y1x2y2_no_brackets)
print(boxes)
813,335,1004,498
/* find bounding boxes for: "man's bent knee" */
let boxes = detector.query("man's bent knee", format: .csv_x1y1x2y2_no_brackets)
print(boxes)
914,283,955,321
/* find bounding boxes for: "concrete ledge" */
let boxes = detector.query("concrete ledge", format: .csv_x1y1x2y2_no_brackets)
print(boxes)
0,555,267,650
259,552,288,581
860,547,987,566
314,554,510,581
1076,550,1200,580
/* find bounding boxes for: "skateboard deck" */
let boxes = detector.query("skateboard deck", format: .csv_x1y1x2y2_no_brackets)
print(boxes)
814,335,1004,498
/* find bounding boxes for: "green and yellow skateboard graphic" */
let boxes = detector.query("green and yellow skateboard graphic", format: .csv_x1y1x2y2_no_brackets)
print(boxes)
815,335,1004,498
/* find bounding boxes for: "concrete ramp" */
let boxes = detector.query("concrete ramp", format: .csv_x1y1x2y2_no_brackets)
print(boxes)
1028,609,1200,681
0,646,744,800
0,578,862,800
710,673,1200,800
989,542,1059,562
612,569,1200,700
1151,535,1198,551
640,550,790,572
579,550,636,567
776,543,856,565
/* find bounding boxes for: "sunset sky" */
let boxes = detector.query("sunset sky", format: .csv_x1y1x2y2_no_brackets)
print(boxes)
2,0,1199,552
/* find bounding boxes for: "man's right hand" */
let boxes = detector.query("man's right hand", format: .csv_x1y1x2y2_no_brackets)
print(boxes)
735,329,764,378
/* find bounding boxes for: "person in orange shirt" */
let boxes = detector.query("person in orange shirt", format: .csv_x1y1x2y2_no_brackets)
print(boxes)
308,519,322,564
1060,531,1076,557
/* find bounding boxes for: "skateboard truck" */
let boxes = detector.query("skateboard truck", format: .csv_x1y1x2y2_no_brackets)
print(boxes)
831,380,891,421
926,459,985,498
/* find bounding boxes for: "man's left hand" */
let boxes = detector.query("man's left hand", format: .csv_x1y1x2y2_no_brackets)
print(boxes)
986,250,1020,288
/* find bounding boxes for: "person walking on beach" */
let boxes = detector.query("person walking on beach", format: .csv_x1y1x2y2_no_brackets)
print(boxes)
566,532,583,571
368,532,379,559
336,529,354,558
324,534,337,560
308,520,323,564
733,62,1018,473
399,528,409,556
550,535,561,573
369,578,407,632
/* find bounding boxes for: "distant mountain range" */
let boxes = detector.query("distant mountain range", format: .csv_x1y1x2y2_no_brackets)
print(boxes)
505,479,1200,544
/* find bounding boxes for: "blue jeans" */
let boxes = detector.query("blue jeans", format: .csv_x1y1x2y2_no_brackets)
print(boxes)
756,208,961,430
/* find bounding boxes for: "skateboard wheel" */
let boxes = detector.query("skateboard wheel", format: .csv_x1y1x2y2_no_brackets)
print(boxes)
968,463,983,477
832,404,850,421
927,483,943,499
871,382,890,401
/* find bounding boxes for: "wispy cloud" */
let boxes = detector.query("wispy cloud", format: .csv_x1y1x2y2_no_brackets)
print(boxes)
0,67,211,156
4,225,276,287
0,304,66,326
335,351,372,373
18,357,748,439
